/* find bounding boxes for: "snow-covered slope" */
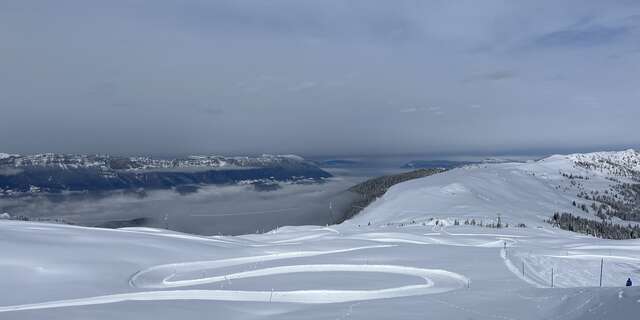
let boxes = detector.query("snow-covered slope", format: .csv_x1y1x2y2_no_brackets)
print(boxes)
1,150,639,319
350,149,640,227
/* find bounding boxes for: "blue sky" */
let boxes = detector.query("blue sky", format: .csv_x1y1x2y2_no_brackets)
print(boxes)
1,0,639,156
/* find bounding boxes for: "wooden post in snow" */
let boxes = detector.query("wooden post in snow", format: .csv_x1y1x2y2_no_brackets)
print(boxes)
599,258,604,287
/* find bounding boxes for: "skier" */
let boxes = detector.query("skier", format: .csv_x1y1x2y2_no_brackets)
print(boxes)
626,278,632,287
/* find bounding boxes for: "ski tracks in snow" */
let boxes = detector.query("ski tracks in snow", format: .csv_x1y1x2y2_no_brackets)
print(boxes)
0,244,469,313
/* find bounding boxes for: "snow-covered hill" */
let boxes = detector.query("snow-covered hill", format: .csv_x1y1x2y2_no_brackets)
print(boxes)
350,149,640,227
0,150,639,319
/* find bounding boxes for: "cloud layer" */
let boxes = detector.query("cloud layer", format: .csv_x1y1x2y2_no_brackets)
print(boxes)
1,0,639,156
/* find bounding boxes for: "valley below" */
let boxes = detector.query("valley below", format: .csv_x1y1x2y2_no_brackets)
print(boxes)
1,150,640,319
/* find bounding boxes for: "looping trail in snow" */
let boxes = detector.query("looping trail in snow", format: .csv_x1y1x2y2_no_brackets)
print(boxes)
0,245,468,313
0,265,467,313
130,245,392,288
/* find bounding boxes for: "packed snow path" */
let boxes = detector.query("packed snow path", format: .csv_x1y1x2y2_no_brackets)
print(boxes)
130,245,392,288
0,262,467,312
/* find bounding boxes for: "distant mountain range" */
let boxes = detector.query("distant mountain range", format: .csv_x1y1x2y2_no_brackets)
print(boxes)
401,157,526,170
401,160,475,169
316,159,362,167
0,153,331,195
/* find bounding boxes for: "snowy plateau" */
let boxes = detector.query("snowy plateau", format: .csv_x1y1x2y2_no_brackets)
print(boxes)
1,150,639,319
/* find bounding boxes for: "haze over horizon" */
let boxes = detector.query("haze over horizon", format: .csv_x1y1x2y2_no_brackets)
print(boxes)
2,1,639,156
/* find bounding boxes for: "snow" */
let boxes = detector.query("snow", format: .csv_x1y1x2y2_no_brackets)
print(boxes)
0,153,17,160
1,150,639,319
1,264,468,313
349,151,639,227
276,154,306,161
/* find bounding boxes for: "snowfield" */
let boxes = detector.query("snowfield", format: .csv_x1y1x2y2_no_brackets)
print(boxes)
1,151,639,319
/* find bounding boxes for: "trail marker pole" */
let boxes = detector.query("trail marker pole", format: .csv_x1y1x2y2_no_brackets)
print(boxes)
522,262,525,278
504,241,507,257
551,268,554,288
599,258,603,287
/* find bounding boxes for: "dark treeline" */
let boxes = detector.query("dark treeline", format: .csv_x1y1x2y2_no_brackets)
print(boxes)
548,212,640,240
575,160,640,180
338,168,445,223
576,183,640,222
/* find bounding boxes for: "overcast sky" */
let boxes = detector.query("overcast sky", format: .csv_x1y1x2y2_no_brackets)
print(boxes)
1,1,639,157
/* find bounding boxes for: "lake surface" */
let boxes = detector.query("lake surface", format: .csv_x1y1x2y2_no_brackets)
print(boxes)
0,155,486,235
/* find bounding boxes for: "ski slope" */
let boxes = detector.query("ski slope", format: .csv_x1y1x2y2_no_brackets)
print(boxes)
0,264,468,312
1,150,639,319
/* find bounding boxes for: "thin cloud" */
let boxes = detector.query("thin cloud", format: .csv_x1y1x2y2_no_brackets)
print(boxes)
287,81,318,92
1,1,639,156
464,70,517,83
534,24,632,47
399,107,419,113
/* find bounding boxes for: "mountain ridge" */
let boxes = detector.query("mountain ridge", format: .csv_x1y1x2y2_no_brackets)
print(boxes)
349,149,640,228
0,153,331,195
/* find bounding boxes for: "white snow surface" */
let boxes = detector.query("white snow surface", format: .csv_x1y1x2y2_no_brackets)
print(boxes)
0,153,18,160
351,149,639,226
1,150,640,319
